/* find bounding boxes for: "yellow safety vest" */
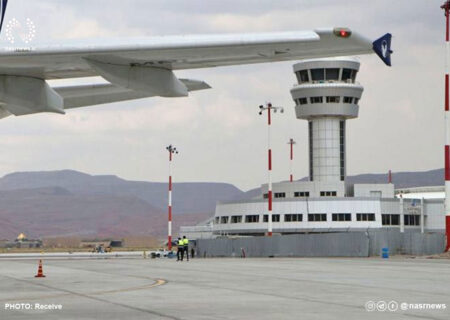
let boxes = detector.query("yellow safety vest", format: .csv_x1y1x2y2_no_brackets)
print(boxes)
178,240,183,246
182,239,189,246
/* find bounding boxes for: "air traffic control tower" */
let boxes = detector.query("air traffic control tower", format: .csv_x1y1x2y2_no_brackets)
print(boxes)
290,58,363,183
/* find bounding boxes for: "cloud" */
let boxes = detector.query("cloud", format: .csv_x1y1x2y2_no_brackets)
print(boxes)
0,0,445,190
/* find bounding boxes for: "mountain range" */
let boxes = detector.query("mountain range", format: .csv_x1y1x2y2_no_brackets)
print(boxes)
0,168,444,239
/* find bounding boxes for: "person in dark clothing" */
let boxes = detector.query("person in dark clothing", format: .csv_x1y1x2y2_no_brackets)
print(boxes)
182,236,189,261
177,237,184,261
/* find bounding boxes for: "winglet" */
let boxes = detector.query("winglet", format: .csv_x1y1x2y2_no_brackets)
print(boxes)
373,33,393,67
0,0,8,34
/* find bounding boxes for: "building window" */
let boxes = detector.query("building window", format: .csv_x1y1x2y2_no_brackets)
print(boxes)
342,68,354,82
356,213,375,221
382,214,400,226
294,191,310,198
404,215,420,226
299,97,307,105
263,214,280,222
311,68,325,81
310,96,323,104
285,214,303,222
299,70,309,83
354,98,360,104
332,213,351,222
308,214,327,222
215,217,220,224
320,191,337,197
326,96,340,103
340,121,345,181
245,215,260,223
325,68,339,80
309,121,314,181
343,96,353,104
220,216,229,224
230,215,242,224
274,192,286,198
263,193,268,199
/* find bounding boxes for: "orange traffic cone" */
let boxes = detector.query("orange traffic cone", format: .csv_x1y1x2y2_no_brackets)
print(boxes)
34,259,46,278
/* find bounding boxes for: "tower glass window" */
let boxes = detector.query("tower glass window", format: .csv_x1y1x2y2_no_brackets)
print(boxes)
311,68,325,81
310,96,323,104
342,68,354,82
343,97,353,104
326,96,340,103
299,70,309,83
299,98,307,105
325,68,339,80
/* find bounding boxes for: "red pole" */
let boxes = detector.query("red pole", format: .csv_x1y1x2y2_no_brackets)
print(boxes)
442,1,450,252
267,104,273,236
168,150,173,251
288,139,296,182
166,145,178,251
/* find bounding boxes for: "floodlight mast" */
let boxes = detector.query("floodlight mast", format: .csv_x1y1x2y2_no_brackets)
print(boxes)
259,103,284,236
442,1,450,252
287,138,296,182
166,144,178,251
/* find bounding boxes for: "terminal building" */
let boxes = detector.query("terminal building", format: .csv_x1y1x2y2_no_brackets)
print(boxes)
181,58,446,239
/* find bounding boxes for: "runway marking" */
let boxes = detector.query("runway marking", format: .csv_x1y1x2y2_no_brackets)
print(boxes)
0,277,166,302
1,275,177,319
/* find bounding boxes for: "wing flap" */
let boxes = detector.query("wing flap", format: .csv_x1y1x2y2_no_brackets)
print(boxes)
54,79,211,109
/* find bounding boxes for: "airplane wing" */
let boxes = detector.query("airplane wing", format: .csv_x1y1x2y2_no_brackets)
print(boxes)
0,23,391,118
0,28,373,80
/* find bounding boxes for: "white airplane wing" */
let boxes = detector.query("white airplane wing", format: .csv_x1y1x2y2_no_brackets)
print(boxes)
0,1,393,118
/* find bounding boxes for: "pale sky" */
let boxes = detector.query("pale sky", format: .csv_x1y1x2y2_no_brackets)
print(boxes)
0,0,444,190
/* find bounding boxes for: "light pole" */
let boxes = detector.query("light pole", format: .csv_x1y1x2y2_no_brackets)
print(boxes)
287,138,296,182
259,102,284,236
166,144,178,251
441,0,450,252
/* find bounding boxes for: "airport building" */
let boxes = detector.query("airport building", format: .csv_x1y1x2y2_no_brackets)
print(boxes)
181,58,446,239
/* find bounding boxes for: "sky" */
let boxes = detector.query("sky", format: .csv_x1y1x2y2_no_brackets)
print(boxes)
0,0,445,191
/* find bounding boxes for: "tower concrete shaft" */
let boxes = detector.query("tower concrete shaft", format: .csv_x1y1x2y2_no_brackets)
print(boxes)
290,58,363,182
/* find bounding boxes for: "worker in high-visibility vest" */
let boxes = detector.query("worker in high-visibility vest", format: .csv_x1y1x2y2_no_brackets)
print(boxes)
182,236,189,261
177,237,184,261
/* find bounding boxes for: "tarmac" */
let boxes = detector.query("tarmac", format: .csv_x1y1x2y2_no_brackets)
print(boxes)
0,256,449,320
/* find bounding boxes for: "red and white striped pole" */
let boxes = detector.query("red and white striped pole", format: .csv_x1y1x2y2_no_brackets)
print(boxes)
288,138,296,182
166,144,178,251
443,1,450,252
259,103,283,237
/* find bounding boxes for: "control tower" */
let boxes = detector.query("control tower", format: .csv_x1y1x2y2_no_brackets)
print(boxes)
290,58,363,182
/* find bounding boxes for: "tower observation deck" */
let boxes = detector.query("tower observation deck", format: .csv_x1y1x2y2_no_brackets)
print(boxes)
290,58,363,183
